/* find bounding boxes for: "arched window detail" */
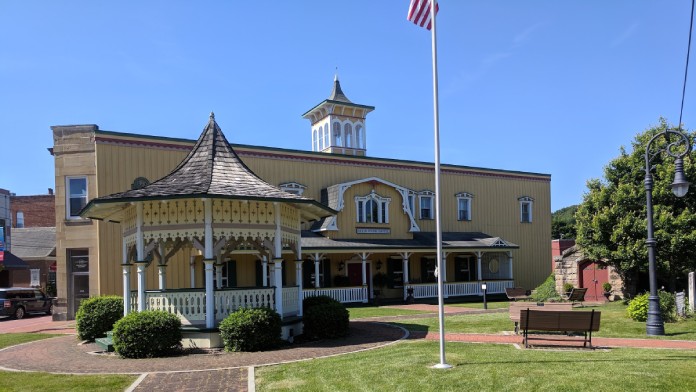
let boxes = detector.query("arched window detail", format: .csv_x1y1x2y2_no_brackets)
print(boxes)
518,196,534,223
355,124,363,149
455,192,473,221
312,128,319,151
355,190,391,224
322,125,329,149
344,123,353,148
334,125,342,146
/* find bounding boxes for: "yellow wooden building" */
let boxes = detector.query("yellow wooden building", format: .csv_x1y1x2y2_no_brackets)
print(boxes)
51,78,551,325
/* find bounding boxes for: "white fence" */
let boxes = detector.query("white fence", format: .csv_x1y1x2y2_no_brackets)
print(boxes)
303,286,368,303
282,286,300,317
406,280,514,299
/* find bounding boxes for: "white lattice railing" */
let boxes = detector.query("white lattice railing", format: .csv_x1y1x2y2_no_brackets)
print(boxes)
145,290,206,323
282,286,299,316
214,288,274,321
303,286,368,303
406,280,515,299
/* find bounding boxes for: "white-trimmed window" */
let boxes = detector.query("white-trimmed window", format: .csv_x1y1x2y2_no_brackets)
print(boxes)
407,190,417,217
280,182,307,196
16,211,24,228
356,124,364,149
419,191,434,219
312,128,319,151
355,190,390,223
343,123,352,148
331,122,340,149
333,126,342,146
519,196,534,223
456,192,473,221
66,176,87,219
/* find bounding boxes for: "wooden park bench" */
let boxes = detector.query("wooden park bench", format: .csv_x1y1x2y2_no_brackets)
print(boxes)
562,287,588,307
509,301,573,334
520,308,601,348
505,287,532,301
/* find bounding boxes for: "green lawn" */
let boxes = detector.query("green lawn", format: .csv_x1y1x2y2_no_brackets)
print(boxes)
347,306,430,319
257,340,696,391
0,334,136,392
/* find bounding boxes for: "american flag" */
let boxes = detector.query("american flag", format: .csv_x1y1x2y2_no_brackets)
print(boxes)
407,0,439,30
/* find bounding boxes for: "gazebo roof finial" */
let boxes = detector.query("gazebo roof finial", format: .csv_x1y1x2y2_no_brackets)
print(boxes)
210,111,215,121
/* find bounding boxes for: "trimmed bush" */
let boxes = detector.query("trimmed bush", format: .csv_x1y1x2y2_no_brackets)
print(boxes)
219,307,282,352
627,291,677,322
303,295,338,312
112,310,182,358
303,299,349,340
562,282,575,293
75,296,123,341
531,274,560,302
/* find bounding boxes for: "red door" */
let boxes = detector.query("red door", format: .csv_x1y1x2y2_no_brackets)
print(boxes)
580,261,609,301
348,263,370,292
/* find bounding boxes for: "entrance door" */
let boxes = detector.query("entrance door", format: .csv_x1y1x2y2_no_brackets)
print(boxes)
348,263,370,292
72,274,89,312
580,261,609,301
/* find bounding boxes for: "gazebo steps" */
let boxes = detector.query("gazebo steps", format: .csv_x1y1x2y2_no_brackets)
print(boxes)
95,331,114,352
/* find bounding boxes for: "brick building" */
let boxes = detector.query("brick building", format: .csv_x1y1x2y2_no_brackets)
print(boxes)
10,190,55,228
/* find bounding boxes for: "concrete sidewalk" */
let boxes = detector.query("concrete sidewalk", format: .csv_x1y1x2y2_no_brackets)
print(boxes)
0,315,76,335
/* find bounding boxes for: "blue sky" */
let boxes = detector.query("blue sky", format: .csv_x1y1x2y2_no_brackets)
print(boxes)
1,1,693,212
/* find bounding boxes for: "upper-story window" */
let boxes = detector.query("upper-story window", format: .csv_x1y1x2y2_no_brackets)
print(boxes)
456,192,473,221
16,211,24,228
280,182,307,196
344,123,352,148
355,191,390,223
519,196,534,223
334,126,342,146
419,191,434,219
312,128,319,151
331,122,340,148
66,176,88,219
356,124,364,149
407,190,417,217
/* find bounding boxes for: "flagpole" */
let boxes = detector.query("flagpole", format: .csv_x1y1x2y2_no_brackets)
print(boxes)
429,0,451,370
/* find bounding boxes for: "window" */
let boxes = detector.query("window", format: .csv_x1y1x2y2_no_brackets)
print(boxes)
312,128,318,151
16,211,24,228
519,196,534,223
331,122,340,148
334,126,342,146
387,258,404,288
66,177,87,218
343,123,352,148
419,191,434,219
355,191,390,223
456,192,473,221
355,124,363,149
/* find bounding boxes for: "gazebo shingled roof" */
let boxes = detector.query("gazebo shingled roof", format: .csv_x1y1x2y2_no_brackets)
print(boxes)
80,113,335,222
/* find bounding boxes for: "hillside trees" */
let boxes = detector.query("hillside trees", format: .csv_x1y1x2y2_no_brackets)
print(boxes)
575,119,696,292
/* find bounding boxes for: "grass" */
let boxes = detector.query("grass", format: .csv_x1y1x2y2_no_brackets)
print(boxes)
347,306,430,319
256,340,696,391
0,334,136,392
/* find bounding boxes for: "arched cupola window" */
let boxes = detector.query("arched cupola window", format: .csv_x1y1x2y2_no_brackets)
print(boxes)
312,128,319,151
332,122,340,148
356,124,364,149
344,123,353,148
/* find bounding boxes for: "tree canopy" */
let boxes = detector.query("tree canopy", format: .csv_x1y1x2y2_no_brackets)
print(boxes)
575,119,696,292
552,205,578,239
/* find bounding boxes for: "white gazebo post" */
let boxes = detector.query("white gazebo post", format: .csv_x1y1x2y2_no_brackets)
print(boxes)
157,242,166,290
121,238,131,316
273,203,284,318
203,198,215,329
135,202,147,312
296,259,303,316
262,255,268,287
508,251,514,281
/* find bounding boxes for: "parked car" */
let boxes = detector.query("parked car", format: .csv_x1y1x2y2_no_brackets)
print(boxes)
0,288,54,319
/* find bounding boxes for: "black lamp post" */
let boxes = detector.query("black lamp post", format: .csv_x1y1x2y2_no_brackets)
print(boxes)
644,128,692,336
481,282,487,310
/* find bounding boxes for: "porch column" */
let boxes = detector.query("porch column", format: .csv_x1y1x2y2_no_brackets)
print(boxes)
358,252,370,302
476,251,483,281
203,259,215,328
158,265,167,290
215,253,223,289
442,252,449,299
262,256,268,287
190,256,196,288
314,258,321,288
135,261,147,312
273,258,284,317
122,237,131,316
273,203,284,318
296,259,303,316
203,198,215,329
508,251,514,280
401,252,412,301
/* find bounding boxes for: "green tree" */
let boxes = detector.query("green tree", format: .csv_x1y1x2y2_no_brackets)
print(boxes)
575,119,696,293
552,205,578,239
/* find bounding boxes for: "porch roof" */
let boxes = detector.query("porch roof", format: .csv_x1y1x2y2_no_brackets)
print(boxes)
300,231,518,252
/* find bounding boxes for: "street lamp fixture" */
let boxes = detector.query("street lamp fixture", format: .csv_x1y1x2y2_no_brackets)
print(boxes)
643,128,692,336
481,282,488,310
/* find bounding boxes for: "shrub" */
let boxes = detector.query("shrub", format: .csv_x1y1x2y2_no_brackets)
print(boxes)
303,295,338,312
531,274,560,302
219,307,282,352
602,282,612,293
562,282,575,293
75,296,123,341
303,300,350,340
112,310,182,358
626,291,677,322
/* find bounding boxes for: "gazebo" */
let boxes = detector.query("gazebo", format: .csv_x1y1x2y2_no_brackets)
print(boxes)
80,113,334,342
